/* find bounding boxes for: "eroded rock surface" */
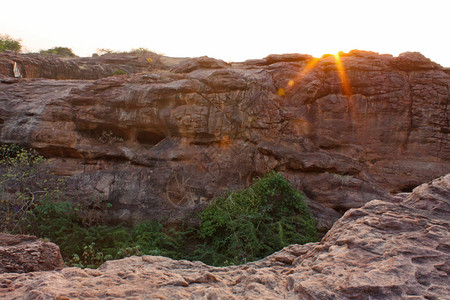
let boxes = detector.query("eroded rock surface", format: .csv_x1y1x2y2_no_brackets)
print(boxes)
0,51,164,80
0,50,449,230
1,174,448,299
0,233,64,274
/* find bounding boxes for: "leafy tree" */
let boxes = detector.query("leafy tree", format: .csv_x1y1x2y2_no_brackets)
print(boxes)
0,144,65,233
0,34,22,52
39,47,76,57
197,171,318,266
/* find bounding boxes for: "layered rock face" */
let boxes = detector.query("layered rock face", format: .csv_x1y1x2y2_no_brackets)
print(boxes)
1,174,448,299
0,50,449,229
0,50,164,80
0,233,64,274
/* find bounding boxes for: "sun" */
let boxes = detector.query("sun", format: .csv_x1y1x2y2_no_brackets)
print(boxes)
279,51,354,108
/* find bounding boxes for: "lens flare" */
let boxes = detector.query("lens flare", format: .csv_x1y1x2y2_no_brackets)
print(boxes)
333,52,352,101
280,53,353,108
285,57,320,93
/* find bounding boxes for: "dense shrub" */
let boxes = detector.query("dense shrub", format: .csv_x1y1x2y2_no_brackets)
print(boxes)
0,34,21,52
39,47,76,57
197,171,318,265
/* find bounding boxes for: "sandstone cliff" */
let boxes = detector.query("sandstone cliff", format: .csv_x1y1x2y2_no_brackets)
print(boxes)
0,50,449,231
1,174,448,299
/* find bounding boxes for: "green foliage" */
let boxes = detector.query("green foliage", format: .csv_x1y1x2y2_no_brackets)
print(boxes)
0,34,21,52
0,144,65,233
129,47,153,54
97,47,155,55
1,144,318,269
198,171,318,266
111,69,127,76
68,243,113,269
39,47,76,57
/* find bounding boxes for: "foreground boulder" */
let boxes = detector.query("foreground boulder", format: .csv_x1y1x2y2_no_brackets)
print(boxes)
0,50,448,231
0,233,64,274
1,174,448,299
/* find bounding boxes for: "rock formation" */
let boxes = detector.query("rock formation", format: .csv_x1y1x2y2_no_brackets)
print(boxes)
0,50,449,231
0,50,164,80
1,174,448,299
0,233,64,274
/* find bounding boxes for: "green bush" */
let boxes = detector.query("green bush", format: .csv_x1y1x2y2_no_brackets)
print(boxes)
111,69,127,76
197,171,318,266
129,47,153,54
39,47,76,57
0,144,65,233
0,34,21,52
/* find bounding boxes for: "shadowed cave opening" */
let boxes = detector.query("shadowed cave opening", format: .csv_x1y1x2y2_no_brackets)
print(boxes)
333,205,349,215
136,130,165,146
401,183,419,193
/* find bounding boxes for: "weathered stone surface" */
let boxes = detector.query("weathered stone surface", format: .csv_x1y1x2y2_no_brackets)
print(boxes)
288,174,450,299
0,50,449,231
0,233,65,274
171,56,231,73
0,51,163,80
1,174,448,299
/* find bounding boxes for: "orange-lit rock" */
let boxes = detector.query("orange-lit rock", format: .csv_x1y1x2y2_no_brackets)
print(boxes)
0,50,449,231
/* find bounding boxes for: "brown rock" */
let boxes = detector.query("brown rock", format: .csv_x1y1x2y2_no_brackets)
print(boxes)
0,51,163,80
0,233,65,274
170,56,231,73
288,174,450,298
393,52,442,71
0,51,449,230
0,175,448,299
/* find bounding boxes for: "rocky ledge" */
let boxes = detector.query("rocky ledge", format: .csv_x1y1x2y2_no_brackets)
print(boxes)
0,50,448,232
0,174,448,299
0,234,64,274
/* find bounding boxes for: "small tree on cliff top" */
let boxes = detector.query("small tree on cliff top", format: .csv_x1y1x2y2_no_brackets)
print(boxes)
0,34,22,52
40,46,76,57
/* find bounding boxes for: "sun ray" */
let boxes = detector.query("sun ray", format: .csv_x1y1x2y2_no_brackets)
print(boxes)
333,52,352,101
284,57,320,94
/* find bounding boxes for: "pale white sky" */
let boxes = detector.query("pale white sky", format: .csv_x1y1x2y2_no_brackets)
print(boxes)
1,0,449,66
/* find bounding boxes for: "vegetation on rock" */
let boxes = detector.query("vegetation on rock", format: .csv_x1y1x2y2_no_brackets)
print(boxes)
0,34,21,52
197,171,318,265
39,47,76,57
96,47,155,55
0,144,65,233
111,69,127,76
0,144,318,268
